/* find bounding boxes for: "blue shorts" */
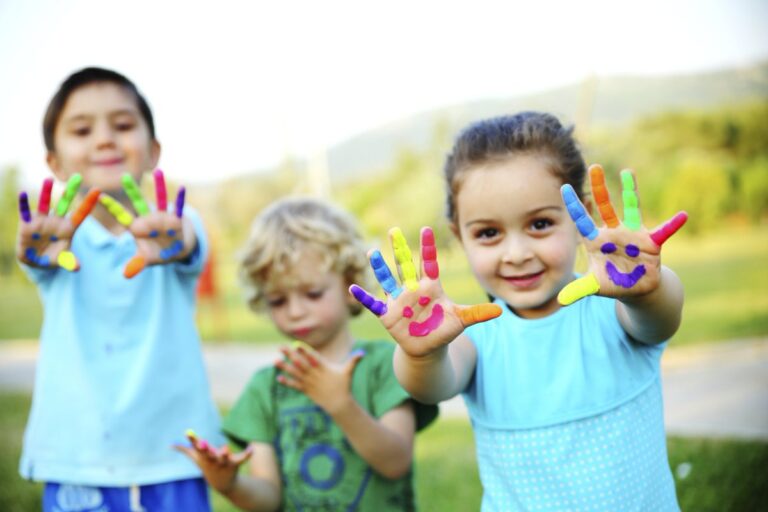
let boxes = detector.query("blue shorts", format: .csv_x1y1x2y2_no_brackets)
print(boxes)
43,478,210,512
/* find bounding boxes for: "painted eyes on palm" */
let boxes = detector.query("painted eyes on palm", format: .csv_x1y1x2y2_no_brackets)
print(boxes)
557,165,688,305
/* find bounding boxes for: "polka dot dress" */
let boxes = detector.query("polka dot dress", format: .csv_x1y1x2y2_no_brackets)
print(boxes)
473,379,679,511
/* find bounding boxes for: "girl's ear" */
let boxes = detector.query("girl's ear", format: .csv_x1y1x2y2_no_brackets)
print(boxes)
149,140,161,169
449,222,461,240
46,151,70,182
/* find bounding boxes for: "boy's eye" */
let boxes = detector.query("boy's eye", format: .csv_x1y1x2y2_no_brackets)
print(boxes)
306,289,325,300
266,297,286,308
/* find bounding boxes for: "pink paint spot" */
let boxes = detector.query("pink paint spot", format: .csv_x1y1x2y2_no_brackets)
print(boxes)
403,306,414,318
408,304,444,337
418,296,431,306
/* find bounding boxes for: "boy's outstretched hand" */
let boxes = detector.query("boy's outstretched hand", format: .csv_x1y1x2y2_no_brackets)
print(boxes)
16,174,99,271
559,164,688,305
174,430,253,495
100,169,192,278
349,227,501,358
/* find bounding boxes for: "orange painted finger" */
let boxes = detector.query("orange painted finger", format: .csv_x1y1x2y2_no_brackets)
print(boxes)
589,164,619,228
70,188,100,228
456,303,502,327
123,255,146,278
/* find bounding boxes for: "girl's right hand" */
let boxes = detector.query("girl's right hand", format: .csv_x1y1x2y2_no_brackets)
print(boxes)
349,227,501,358
174,430,253,495
16,175,99,271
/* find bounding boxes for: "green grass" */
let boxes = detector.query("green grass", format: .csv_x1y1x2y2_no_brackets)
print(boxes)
2,226,767,345
2,391,766,511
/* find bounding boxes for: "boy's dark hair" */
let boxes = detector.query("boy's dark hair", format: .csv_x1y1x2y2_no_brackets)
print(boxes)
443,111,586,224
43,67,156,151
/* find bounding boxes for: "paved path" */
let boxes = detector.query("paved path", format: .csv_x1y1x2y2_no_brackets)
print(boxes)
1,338,766,440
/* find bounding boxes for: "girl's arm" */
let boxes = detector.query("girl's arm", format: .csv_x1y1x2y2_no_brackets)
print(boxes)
393,334,477,404
616,265,684,344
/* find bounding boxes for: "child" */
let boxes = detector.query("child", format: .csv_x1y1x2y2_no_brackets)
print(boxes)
16,67,221,511
351,112,688,511
176,197,438,511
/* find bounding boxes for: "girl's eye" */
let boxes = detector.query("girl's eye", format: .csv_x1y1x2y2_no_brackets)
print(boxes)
474,227,499,240
72,127,91,137
115,121,135,131
307,289,325,300
530,218,553,231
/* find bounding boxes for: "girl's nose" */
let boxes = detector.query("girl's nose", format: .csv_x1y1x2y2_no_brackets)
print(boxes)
500,235,534,265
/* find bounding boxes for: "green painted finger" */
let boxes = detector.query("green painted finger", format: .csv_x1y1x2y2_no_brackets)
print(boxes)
390,227,419,291
620,170,641,231
55,174,83,216
99,194,135,226
121,174,149,215
558,274,600,306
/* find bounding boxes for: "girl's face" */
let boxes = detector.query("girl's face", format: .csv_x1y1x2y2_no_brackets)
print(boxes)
264,251,356,352
453,154,581,319
46,82,159,194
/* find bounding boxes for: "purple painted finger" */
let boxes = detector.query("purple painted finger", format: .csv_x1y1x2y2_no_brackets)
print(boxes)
175,187,186,218
349,285,388,316
19,192,31,222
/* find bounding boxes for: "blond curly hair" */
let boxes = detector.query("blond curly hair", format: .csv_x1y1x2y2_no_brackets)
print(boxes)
239,197,373,315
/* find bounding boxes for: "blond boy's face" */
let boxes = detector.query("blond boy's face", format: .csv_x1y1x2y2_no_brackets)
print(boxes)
264,252,357,351
47,82,160,194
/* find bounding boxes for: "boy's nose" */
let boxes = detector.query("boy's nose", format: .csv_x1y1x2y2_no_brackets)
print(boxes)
286,297,307,318
93,122,116,148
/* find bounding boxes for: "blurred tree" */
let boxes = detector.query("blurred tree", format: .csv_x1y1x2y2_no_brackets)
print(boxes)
0,167,21,278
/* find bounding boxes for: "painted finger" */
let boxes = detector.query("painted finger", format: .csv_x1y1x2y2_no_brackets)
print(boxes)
370,250,401,298
589,164,619,228
349,285,388,316
55,174,83,216
561,185,598,240
185,429,200,447
153,169,168,211
99,194,135,226
456,303,502,327
38,178,54,215
57,251,80,272
390,227,418,290
121,174,150,215
160,240,184,260
276,373,302,390
420,227,439,279
620,170,642,231
558,274,600,306
230,445,254,465
293,343,320,368
175,187,186,218
18,192,31,222
280,348,309,372
70,188,100,228
650,211,688,247
344,349,366,375
123,255,146,278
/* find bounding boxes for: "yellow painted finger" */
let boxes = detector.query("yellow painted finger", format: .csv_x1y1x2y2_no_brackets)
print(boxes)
390,227,418,290
57,251,79,271
99,194,135,226
558,274,600,306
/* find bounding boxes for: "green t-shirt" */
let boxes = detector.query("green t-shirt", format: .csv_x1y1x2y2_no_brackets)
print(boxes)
222,340,438,511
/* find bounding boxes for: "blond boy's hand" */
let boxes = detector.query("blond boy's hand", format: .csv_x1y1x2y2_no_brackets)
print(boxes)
349,227,501,358
275,343,364,416
174,430,253,495
16,174,99,271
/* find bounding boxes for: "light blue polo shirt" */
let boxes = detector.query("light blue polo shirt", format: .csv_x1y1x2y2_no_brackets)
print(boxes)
462,295,678,511
20,207,222,486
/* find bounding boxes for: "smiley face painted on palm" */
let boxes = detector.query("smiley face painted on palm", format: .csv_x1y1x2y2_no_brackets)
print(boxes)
402,296,445,337
601,242,646,288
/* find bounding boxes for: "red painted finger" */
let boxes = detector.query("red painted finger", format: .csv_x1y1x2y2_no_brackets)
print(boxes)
154,169,167,211
650,211,688,246
38,178,53,215
421,227,439,279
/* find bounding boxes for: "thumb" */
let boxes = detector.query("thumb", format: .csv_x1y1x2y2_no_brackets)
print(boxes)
455,303,502,327
344,349,366,375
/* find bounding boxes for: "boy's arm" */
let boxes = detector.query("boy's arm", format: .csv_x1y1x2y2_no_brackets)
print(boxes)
221,443,282,512
616,265,684,344
393,334,477,404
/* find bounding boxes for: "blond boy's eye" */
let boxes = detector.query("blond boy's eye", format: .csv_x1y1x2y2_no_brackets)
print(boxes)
267,297,286,308
307,289,324,300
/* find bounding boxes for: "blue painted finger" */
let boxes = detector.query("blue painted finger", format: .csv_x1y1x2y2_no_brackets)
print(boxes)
370,250,401,298
561,184,598,240
349,285,388,316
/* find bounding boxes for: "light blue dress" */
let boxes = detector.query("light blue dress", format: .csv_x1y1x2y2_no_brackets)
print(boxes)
463,295,679,511
20,207,222,486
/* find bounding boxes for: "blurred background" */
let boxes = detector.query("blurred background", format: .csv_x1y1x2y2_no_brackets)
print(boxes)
0,0,766,510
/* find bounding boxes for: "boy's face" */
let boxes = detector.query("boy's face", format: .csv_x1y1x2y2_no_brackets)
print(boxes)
264,252,356,351
46,82,160,194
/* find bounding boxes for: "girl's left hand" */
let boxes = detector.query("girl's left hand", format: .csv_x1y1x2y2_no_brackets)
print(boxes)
274,342,364,416
559,164,687,305
100,170,191,278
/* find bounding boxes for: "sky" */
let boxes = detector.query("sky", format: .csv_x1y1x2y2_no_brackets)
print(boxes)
0,0,766,188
